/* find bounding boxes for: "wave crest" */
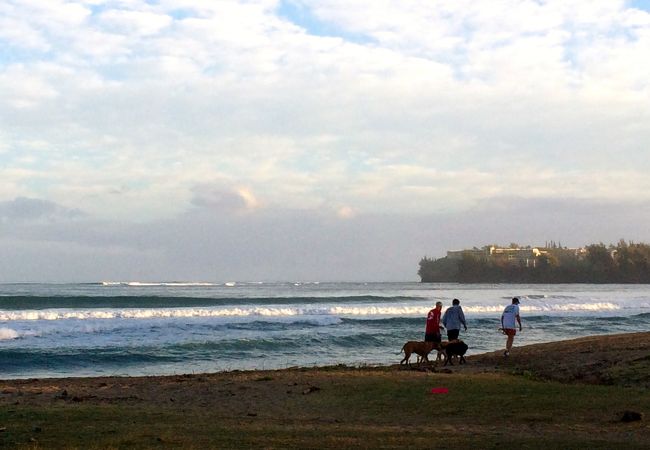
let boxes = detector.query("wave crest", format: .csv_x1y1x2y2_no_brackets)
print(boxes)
0,327,19,340
0,301,628,322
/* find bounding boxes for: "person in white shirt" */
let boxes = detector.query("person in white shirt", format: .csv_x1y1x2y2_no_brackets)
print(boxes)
501,297,522,357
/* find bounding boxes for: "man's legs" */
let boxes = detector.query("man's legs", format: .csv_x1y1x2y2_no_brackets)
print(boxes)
447,329,459,341
504,329,515,356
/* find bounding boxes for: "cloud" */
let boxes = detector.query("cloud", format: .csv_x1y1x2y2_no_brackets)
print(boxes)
1,1,649,280
2,195,650,282
98,9,173,36
190,184,259,212
0,197,85,222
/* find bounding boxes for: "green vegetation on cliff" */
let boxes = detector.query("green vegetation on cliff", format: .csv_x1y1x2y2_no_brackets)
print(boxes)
419,240,650,283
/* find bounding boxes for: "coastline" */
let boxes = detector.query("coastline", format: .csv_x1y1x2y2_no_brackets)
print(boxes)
1,332,649,448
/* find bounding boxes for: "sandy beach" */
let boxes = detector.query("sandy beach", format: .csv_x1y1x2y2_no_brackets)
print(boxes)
1,332,649,448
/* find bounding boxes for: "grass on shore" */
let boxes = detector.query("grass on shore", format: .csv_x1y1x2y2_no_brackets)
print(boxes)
1,369,649,449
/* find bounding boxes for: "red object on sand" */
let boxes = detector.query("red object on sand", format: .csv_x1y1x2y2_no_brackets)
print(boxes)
430,387,449,394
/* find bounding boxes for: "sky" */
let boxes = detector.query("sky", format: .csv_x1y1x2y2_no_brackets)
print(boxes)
1,0,650,282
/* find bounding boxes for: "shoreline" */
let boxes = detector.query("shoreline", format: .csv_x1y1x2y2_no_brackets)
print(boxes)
2,331,649,385
1,331,649,448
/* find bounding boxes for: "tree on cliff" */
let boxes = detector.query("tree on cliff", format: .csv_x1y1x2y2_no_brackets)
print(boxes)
419,241,650,283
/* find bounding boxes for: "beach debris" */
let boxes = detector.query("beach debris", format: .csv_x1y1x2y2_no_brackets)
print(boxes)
302,386,321,395
0,427,6,432
430,387,449,394
33,426,42,433
619,410,644,422
56,390,68,399
247,412,257,417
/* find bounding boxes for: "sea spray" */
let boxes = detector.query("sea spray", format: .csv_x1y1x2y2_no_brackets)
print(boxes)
0,328,19,340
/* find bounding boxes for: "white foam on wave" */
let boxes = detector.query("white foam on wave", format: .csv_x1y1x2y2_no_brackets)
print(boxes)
0,315,345,340
0,301,628,322
101,281,218,287
0,327,19,340
0,308,302,321
530,302,620,312
331,302,623,315
329,306,431,315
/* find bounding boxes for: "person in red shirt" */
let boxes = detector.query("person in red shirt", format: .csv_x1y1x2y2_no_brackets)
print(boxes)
425,301,444,343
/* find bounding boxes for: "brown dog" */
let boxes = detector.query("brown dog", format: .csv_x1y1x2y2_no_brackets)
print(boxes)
400,341,439,366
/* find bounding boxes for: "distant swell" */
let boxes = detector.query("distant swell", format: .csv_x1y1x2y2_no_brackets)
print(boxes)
0,295,419,310
0,348,180,373
0,332,391,374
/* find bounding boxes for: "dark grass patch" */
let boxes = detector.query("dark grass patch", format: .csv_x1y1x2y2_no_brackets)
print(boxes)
2,372,648,449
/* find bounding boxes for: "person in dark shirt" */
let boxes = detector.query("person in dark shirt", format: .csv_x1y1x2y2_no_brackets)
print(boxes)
442,298,467,341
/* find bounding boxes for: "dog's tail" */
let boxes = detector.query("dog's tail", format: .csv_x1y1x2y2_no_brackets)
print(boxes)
397,345,405,355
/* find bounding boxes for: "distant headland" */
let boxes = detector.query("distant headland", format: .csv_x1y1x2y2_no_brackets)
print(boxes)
419,240,650,283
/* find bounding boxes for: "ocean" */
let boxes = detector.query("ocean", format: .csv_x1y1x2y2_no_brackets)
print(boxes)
1,282,649,379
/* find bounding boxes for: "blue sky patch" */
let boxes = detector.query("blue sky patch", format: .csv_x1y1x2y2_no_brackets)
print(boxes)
169,8,197,20
277,1,374,45
0,43,52,66
629,0,650,11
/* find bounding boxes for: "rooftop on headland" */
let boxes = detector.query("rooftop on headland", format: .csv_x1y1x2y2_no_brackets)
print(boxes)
446,245,587,267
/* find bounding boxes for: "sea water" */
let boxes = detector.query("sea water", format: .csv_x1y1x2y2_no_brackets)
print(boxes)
1,282,649,379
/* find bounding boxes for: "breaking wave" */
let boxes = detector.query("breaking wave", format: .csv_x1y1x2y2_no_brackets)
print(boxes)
0,301,634,322
0,327,19,340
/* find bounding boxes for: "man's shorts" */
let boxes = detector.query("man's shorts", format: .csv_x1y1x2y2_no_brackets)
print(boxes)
504,328,517,336
447,329,460,341
424,333,441,343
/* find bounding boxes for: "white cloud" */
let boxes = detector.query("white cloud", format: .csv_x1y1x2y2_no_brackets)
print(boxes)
98,9,173,36
0,0,649,227
0,64,60,108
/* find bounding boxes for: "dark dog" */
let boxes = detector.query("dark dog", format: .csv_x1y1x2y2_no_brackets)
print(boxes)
443,340,468,366
400,341,439,366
